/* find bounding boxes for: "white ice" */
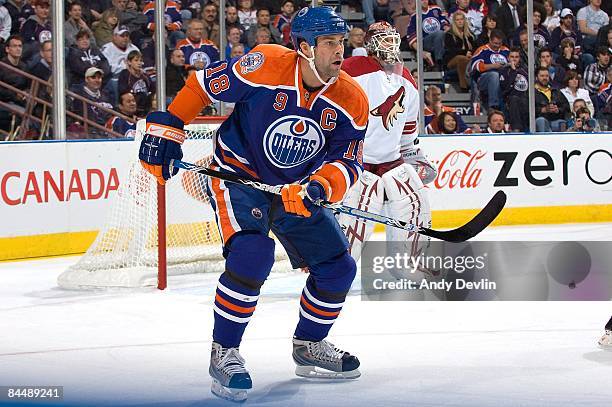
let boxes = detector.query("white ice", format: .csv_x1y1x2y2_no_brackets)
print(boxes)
1,223,611,407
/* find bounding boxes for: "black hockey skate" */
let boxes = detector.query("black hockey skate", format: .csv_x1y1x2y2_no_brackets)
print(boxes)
292,338,361,379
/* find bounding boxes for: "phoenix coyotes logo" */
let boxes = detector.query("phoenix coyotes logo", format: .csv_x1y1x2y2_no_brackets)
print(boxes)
370,87,405,131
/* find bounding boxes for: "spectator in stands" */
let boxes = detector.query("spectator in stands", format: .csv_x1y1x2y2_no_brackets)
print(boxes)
246,8,282,48
201,2,220,48
571,98,588,115
253,26,272,46
517,28,529,65
69,67,114,138
486,109,507,132
583,46,610,94
556,37,584,73
444,10,475,91
230,43,247,58
101,25,139,77
68,30,111,86
182,0,203,20
106,91,137,138
226,26,249,57
81,0,110,22
577,0,609,54
237,0,257,32
93,8,119,48
561,70,595,114
407,0,450,69
535,66,570,131
0,1,11,45
273,0,294,46
28,39,52,134
117,50,152,116
344,27,366,58
597,67,612,129
20,0,51,64
566,106,601,131
499,47,529,131
550,9,584,58
389,0,414,40
470,29,509,111
542,0,560,33
510,2,549,49
177,19,219,70
496,0,523,41
424,85,471,133
475,14,497,48
110,0,147,38
29,38,51,81
362,0,390,26
448,0,484,36
226,5,246,36
432,111,464,134
65,2,95,48
538,47,565,89
143,0,184,48
5,0,32,36
0,35,28,132
166,48,187,103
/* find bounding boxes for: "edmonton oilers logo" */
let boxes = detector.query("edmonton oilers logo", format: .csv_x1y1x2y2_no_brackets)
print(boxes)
263,116,324,168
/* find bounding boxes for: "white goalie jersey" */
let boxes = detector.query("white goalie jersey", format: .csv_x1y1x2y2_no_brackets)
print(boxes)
340,55,432,263
342,56,418,164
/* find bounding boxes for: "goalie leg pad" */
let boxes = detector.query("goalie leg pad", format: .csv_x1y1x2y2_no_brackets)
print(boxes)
294,251,356,342
337,170,384,262
382,163,432,257
213,233,275,348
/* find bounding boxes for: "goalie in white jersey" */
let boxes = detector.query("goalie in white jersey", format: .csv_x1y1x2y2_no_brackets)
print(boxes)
340,21,437,261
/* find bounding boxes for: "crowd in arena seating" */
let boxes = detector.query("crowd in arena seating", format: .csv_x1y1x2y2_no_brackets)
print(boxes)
0,0,609,139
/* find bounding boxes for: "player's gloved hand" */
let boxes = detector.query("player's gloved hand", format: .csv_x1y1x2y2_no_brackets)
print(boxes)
281,175,331,218
401,145,438,185
139,111,185,185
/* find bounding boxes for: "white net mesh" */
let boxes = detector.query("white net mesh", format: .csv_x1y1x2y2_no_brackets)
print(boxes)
58,118,290,289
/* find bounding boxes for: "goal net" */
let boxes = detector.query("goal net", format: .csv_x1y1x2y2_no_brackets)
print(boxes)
58,117,290,289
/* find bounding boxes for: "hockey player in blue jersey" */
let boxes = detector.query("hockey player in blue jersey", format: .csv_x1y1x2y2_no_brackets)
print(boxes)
138,6,369,402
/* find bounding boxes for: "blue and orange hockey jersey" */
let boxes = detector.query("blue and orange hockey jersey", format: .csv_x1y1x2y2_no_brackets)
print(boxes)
176,38,220,69
406,6,449,47
469,44,510,81
143,1,182,32
168,45,369,202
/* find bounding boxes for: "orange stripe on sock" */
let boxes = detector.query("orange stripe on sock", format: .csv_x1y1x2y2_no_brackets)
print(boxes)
216,294,256,314
300,295,340,318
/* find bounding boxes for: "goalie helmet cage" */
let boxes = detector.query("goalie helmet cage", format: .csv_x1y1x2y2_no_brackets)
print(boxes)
58,116,290,290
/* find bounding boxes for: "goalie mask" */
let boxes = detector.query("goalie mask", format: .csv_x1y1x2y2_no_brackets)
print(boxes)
365,21,401,65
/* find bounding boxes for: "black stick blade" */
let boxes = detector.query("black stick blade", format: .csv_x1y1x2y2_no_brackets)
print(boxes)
420,191,507,242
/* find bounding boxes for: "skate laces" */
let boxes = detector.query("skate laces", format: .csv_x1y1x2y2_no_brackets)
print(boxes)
309,340,344,363
217,347,247,376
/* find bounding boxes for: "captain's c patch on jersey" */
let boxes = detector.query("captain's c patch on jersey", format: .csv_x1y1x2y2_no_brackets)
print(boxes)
240,52,265,74
263,116,325,169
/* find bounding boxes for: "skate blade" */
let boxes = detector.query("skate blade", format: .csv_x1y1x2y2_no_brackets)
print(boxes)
211,378,248,403
295,365,361,379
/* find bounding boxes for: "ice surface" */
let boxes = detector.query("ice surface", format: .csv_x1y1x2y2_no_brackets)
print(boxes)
1,224,611,406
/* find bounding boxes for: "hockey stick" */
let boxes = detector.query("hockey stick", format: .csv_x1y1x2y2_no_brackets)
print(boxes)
170,159,506,242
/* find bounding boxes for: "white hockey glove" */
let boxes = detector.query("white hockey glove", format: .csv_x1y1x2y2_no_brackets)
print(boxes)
400,143,437,185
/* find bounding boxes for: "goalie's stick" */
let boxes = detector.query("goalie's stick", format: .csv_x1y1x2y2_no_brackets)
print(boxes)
170,159,506,242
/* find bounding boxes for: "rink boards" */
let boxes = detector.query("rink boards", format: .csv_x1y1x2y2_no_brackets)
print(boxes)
0,132,611,260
